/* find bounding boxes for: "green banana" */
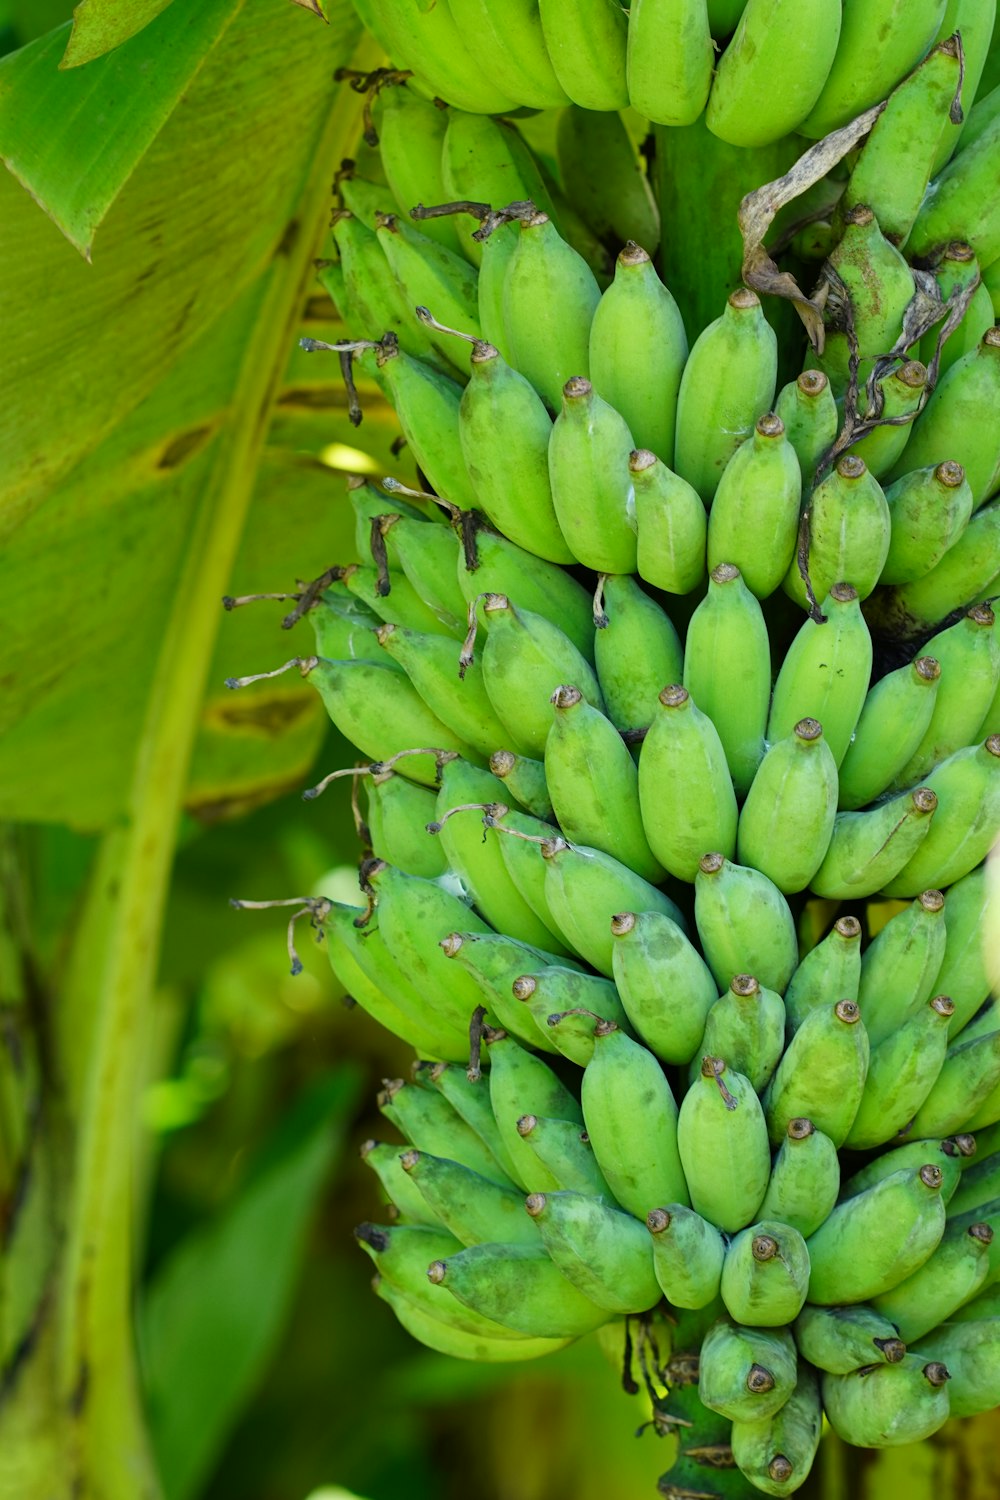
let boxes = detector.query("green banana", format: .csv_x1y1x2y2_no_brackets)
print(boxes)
677,1058,772,1233
610,909,719,1067
524,1190,661,1314
373,1272,573,1362
784,456,891,609
908,111,1000,269
355,0,520,115
847,359,928,480
707,413,802,599
889,604,1000,787
537,0,629,111
737,720,838,895
375,214,480,373
456,341,572,564
360,1139,443,1227
594,573,684,734
646,1203,726,1309
784,915,862,1036
793,1303,907,1376
823,1358,953,1447
427,1242,611,1339
376,507,467,634
884,328,1000,508
477,593,604,758
491,805,573,950
336,169,392,231
918,242,994,378
809,786,939,900
933,864,994,1038
857,889,948,1048
843,36,963,245
692,975,786,1095
764,1000,869,1148
682,564,770,797
581,1022,688,1219
673,287,778,505
873,1218,994,1342
439,931,563,1049
426,1061,523,1187
730,1364,823,1498
706,0,843,147
698,1319,799,1423
399,1149,539,1248
547,378,636,573
556,109,660,255
374,340,478,512
512,965,631,1066
630,449,707,595
330,212,445,365
637,686,738,883
757,1119,841,1238
810,206,916,397
694,854,799,996
806,1164,947,1304
775,370,839,490
544,684,662,882
375,622,510,758
930,0,999,169
910,1027,1000,1137
881,735,1000,896
455,530,595,660
798,0,949,138
488,749,553,822
844,994,954,1149
378,1079,514,1186
911,1318,1000,1417
720,1221,811,1326
343,560,458,639
308,578,384,661
502,211,602,411
768,584,873,768
477,216,519,360
365,769,446,878
487,1028,583,1192
444,0,568,109
837,656,941,809
515,1114,614,1199
356,1222,511,1338
540,835,685,977
866,500,1000,640
626,0,714,128
373,87,462,257
441,115,554,268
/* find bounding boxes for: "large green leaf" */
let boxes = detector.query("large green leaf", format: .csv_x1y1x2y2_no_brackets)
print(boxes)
61,0,180,67
140,1067,361,1500
0,0,243,255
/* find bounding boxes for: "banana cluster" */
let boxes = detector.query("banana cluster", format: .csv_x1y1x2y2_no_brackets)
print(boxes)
230,31,1000,1500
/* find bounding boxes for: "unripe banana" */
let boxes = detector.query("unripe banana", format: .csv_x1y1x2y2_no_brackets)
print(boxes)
502,212,602,412
880,458,973,584
698,1319,799,1423
376,623,508,759
354,0,520,115
934,865,995,1038
477,217,519,360
627,0,714,127
757,1119,840,1238
439,931,562,1051
594,573,684,734
847,360,928,480
764,1000,869,1148
678,1058,772,1233
360,1139,443,1227
610,910,719,1067
694,854,799,996
375,214,481,373
537,0,629,110
844,995,955,1149
881,735,1000,896
768,584,872,768
720,1221,811,1326
380,511,467,634
807,1164,947,1305
487,1029,583,1192
706,0,842,147
427,1242,611,1339
512,965,631,1066
857,889,948,1048
873,1218,994,1343
810,206,916,397
911,1027,1000,1137
683,564,771,797
866,499,1000,641
730,1363,823,1498
344,560,458,639
541,836,684,977
456,530,595,660
637,686,738,882
525,1190,661,1314
908,110,1000,269
356,1222,502,1338
427,1062,523,1187
691,974,785,1095
911,1318,1000,1418
775,370,838,490
374,340,478,513
784,456,891,609
491,805,571,951
374,1272,572,1362
330,212,445,365
784,916,861,1036
822,1356,952,1447
548,378,637,572
838,659,941,810
445,0,570,111
365,770,446,879
918,242,993,378
488,749,552,822
737,720,838,895
646,1203,726,1309
630,449,707,595
516,1114,613,1200
377,1078,514,1187
673,288,778,505
707,413,802,598
556,110,660,255
890,604,1000,787
441,115,554,269
373,86,462,257
810,786,939,899
581,1022,688,1219
793,1303,907,1376
400,1149,540,1248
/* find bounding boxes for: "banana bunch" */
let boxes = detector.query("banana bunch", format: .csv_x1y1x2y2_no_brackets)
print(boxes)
227,19,1000,1499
